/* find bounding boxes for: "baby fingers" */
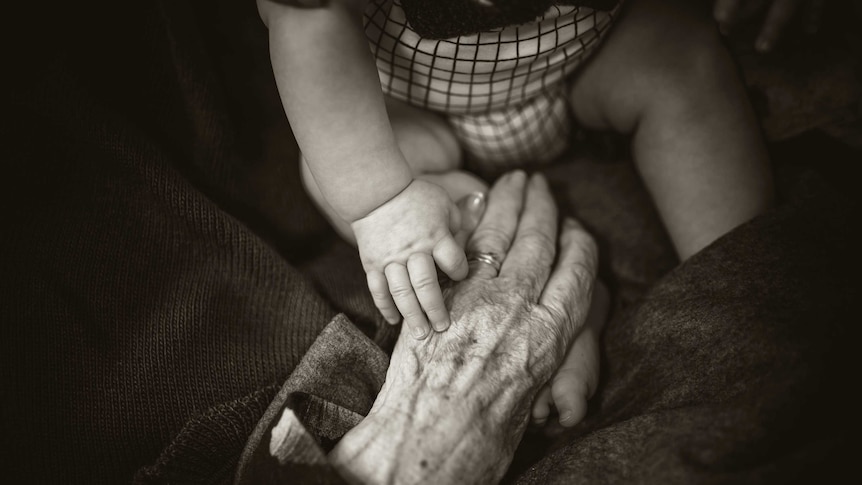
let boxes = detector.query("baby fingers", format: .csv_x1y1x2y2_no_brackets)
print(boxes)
407,253,450,332
385,263,431,339
432,235,468,281
367,270,400,325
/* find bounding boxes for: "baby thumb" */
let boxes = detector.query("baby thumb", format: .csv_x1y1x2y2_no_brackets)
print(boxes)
453,192,486,247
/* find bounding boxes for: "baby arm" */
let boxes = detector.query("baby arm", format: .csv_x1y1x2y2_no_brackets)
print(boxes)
258,0,411,220
258,0,467,336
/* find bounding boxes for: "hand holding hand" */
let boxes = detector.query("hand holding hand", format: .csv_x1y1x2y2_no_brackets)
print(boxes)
332,171,601,484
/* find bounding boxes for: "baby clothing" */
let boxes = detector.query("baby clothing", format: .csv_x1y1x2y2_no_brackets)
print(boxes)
364,0,622,171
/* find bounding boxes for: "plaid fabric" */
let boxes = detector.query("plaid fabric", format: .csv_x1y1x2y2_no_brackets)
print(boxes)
365,0,622,168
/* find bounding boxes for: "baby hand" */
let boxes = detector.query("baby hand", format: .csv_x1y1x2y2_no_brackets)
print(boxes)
352,179,467,338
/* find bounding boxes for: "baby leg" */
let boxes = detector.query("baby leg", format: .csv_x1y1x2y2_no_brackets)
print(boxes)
568,0,773,260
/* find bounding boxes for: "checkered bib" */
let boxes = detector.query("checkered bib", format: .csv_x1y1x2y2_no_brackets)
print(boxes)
364,0,621,170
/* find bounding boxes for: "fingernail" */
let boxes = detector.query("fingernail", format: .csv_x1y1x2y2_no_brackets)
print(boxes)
432,317,451,333
464,191,486,215
559,412,574,426
457,192,486,233
411,324,428,339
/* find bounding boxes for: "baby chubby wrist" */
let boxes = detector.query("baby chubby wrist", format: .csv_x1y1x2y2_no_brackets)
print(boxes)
325,149,414,223
344,177,413,224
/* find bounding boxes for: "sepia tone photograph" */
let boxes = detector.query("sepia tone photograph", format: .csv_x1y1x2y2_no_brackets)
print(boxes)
2,0,860,483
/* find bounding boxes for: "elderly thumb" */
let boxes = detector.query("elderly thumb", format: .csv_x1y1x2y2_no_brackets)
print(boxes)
454,192,486,247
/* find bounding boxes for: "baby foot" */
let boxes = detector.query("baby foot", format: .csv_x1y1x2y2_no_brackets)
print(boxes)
532,280,609,428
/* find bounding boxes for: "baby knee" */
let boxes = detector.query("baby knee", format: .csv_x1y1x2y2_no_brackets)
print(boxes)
567,4,736,133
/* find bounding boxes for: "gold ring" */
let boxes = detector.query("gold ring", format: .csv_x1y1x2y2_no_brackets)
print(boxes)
467,252,503,275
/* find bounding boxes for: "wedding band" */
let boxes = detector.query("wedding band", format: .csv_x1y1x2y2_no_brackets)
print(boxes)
467,252,503,275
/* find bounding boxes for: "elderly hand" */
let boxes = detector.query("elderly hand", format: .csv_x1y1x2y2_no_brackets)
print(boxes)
330,171,600,484
713,0,824,52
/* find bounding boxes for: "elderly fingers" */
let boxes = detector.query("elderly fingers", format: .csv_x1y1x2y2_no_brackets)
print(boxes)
466,171,526,258
500,174,558,297
454,191,487,247
385,263,430,339
408,253,450,332
539,218,598,341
